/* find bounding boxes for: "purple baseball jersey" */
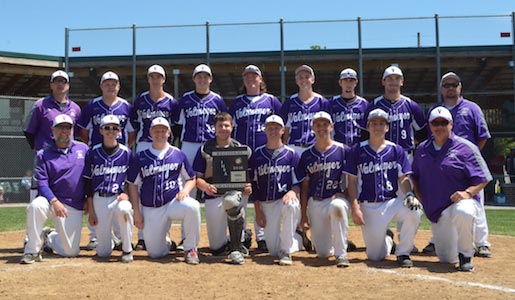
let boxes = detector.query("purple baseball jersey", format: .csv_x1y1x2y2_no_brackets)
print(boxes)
249,145,300,201
279,93,330,147
363,95,426,152
412,135,492,223
77,97,134,146
131,92,179,143
296,143,348,199
428,97,491,147
35,140,88,210
83,144,132,195
23,96,81,151
126,145,195,207
177,91,227,143
229,93,282,150
345,141,411,202
329,95,368,146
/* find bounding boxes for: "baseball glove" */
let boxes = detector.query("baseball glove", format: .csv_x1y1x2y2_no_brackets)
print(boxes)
403,192,422,210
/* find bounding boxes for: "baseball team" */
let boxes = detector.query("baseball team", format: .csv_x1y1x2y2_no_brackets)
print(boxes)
20,63,492,272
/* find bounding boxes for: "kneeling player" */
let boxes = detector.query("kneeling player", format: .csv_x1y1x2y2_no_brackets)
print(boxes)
193,112,252,265
346,109,422,268
250,115,302,266
297,112,353,267
83,115,134,263
127,117,201,264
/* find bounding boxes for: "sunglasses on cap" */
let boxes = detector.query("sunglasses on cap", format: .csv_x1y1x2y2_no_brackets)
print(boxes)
442,82,460,89
102,125,120,131
430,120,450,127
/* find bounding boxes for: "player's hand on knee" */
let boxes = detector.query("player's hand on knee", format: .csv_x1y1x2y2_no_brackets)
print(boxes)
403,192,422,210
52,199,68,218
282,191,297,204
176,191,187,201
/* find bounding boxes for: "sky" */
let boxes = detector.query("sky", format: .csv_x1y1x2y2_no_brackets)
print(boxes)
1,1,514,57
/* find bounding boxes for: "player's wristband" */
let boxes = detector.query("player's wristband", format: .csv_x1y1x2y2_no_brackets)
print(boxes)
465,189,473,198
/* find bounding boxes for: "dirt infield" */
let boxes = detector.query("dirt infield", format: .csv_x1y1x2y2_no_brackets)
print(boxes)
0,226,514,300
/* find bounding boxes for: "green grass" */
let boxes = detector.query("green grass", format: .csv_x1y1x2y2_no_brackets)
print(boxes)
0,206,512,236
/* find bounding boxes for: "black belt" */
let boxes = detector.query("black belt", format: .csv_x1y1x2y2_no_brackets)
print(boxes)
312,196,325,201
294,143,310,148
97,191,118,197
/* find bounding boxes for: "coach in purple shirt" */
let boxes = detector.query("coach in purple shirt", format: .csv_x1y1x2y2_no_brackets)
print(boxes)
21,114,88,264
412,107,492,272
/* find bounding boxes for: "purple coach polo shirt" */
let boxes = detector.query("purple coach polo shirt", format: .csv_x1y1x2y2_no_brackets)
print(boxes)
412,134,492,223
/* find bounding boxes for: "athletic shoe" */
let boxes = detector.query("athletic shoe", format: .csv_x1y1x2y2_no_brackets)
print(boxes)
422,242,435,255
475,245,491,258
411,245,419,254
386,229,396,255
397,255,413,268
121,251,133,263
20,253,41,264
336,255,350,268
229,251,245,265
211,242,230,257
185,249,200,265
347,240,357,252
279,252,292,266
112,233,123,251
39,227,54,255
239,245,250,258
176,239,185,251
135,239,146,251
242,229,252,249
86,240,98,251
457,253,474,272
256,240,268,253
296,228,312,252
169,240,178,252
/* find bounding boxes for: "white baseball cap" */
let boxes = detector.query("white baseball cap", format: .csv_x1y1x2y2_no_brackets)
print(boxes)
148,65,166,78
50,70,69,83
382,65,403,80
100,71,120,84
150,117,171,130
295,65,315,80
339,68,358,80
242,65,262,77
311,111,333,126
52,114,74,127
367,108,389,123
100,115,121,127
440,72,461,86
193,64,212,77
265,115,285,127
429,107,453,122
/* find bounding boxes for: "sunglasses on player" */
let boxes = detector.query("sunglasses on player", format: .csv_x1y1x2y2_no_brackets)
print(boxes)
442,82,460,89
430,120,450,127
102,125,120,131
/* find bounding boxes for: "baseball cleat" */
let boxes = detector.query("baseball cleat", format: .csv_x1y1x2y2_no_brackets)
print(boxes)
336,255,350,268
457,253,474,272
135,239,146,251
86,240,98,251
185,249,200,265
279,253,293,266
121,251,133,263
229,251,245,265
20,253,42,264
422,242,435,255
474,245,491,258
296,228,312,252
397,255,413,268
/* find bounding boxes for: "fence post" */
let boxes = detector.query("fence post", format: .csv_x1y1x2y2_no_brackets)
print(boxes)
206,21,210,66
132,24,137,102
357,17,363,96
64,28,69,73
435,14,441,103
280,18,285,102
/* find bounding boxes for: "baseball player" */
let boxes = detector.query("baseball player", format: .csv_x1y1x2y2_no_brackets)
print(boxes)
412,107,492,271
424,72,492,258
77,70,135,250
130,65,179,250
83,115,134,263
363,66,426,158
229,64,282,251
193,112,252,264
329,68,369,146
249,115,302,266
126,117,201,264
20,114,88,264
279,65,330,155
296,111,352,267
346,108,422,268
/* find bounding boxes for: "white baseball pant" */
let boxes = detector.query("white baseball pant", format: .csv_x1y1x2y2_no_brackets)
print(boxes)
432,199,480,263
307,196,350,258
141,196,200,258
474,189,490,247
24,196,83,257
92,194,134,257
259,198,301,257
359,198,421,261
181,141,202,198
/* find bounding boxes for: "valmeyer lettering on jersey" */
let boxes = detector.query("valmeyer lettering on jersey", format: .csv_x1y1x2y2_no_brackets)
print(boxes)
306,161,341,174
185,106,218,118
92,164,128,176
257,164,291,176
142,163,179,178
334,111,364,122
235,107,272,119
92,114,128,125
358,161,396,175
288,110,315,123
138,109,170,119
388,112,411,122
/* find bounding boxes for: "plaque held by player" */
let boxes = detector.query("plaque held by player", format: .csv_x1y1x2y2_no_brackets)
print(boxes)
212,146,248,194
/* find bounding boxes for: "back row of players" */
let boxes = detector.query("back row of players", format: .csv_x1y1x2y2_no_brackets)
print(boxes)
21,63,492,271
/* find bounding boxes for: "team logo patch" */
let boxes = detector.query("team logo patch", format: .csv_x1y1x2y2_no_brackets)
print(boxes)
448,149,458,159
76,150,84,159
